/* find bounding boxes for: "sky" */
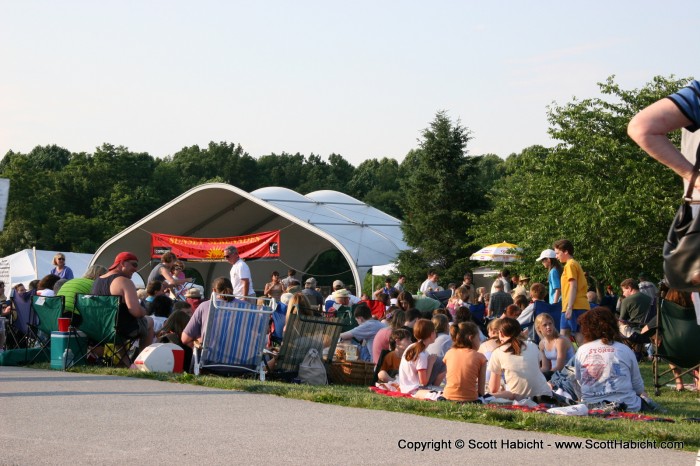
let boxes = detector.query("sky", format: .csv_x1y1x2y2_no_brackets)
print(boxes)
1,1,698,166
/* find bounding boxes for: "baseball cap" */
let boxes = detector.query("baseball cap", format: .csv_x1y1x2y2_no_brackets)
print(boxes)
536,249,556,262
333,289,350,299
305,277,317,286
332,280,345,288
108,252,139,270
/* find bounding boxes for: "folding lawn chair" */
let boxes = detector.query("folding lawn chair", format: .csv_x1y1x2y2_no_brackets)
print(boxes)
269,301,287,346
267,304,344,380
7,289,38,350
651,299,700,395
73,294,135,368
29,295,65,362
193,294,274,379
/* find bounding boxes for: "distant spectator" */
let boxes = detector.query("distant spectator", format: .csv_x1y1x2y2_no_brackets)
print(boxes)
37,274,60,297
301,277,324,308
280,269,297,290
487,280,513,318
394,275,406,292
419,269,441,293
264,271,285,301
49,253,74,280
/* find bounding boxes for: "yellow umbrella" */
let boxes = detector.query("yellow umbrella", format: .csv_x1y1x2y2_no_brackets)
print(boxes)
469,241,522,263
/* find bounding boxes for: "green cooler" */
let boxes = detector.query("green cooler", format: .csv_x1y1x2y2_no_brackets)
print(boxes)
50,331,87,370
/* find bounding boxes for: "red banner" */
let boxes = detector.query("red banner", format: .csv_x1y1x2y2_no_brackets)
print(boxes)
151,231,280,261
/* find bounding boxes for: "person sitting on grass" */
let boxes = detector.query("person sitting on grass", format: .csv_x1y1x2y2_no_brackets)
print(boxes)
398,319,446,394
535,313,574,381
442,322,487,403
149,294,173,340
479,318,504,386
426,314,452,358
575,307,647,411
488,317,552,400
372,309,406,364
377,328,412,383
157,309,193,370
339,302,386,361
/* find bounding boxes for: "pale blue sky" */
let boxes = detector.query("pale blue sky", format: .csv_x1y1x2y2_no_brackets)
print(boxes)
1,1,697,166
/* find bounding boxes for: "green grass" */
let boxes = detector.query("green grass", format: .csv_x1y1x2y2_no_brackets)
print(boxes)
33,360,700,452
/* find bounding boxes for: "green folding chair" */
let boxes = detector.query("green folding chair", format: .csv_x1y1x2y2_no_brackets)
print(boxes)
29,295,65,363
652,299,700,394
73,294,134,367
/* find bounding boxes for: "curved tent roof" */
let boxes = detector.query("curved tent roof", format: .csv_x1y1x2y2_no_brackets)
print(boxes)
90,183,407,295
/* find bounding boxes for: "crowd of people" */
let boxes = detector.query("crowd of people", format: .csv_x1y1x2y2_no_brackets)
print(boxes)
0,240,696,413
353,237,697,412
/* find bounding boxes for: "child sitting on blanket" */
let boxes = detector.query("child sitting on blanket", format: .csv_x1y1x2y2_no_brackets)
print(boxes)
488,317,552,400
398,319,446,394
442,322,488,402
377,328,412,383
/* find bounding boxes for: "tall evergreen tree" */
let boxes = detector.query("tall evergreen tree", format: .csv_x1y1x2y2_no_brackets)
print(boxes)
398,111,485,285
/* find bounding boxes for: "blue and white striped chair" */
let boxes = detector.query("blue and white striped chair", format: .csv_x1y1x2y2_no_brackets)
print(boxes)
193,294,274,380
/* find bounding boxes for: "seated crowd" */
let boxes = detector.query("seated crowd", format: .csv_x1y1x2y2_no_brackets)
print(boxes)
4,246,697,413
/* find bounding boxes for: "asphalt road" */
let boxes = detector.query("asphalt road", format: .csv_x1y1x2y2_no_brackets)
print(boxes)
0,366,695,465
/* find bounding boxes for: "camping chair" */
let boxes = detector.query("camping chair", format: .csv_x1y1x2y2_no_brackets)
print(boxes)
29,295,65,363
651,299,700,395
192,294,274,379
426,290,452,307
266,304,344,380
73,294,135,368
7,289,38,350
269,301,288,346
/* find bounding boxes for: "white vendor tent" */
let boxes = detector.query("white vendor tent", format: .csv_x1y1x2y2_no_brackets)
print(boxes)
90,183,408,296
0,249,94,288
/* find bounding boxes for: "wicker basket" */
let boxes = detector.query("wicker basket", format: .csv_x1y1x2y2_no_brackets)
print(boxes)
328,360,375,386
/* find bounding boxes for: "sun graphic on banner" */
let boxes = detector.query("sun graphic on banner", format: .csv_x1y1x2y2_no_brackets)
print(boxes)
208,249,226,260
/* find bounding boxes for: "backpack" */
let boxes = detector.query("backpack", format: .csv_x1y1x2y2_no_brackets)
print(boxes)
298,348,327,385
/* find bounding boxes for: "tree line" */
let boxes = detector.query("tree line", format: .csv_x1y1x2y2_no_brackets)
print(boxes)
0,75,690,291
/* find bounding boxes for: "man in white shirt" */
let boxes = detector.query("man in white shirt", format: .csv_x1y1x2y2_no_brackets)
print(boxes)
419,269,441,293
224,245,254,298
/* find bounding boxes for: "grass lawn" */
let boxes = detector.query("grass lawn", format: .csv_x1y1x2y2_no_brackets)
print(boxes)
38,360,700,452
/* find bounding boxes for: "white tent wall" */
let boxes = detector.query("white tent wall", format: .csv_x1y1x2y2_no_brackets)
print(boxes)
90,183,407,297
0,249,94,288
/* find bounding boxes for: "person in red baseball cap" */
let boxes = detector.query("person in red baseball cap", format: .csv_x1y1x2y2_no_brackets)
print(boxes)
91,252,153,357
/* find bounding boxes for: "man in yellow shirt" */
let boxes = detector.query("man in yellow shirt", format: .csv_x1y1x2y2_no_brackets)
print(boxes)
553,239,590,345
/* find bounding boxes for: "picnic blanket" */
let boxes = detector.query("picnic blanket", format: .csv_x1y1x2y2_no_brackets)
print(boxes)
369,385,675,422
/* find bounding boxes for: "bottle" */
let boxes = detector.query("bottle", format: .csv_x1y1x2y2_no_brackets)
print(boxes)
63,348,74,370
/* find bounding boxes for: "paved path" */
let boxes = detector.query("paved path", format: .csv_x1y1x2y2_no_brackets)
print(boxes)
0,366,695,465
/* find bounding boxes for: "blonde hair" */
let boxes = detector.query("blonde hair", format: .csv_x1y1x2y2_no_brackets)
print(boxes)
534,313,559,339
53,253,66,266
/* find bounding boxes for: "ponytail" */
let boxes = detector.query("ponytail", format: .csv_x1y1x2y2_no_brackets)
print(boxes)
404,319,434,362
498,317,526,355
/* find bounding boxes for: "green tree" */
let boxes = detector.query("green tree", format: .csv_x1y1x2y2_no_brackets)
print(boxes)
471,75,690,285
398,111,488,284
348,157,403,218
